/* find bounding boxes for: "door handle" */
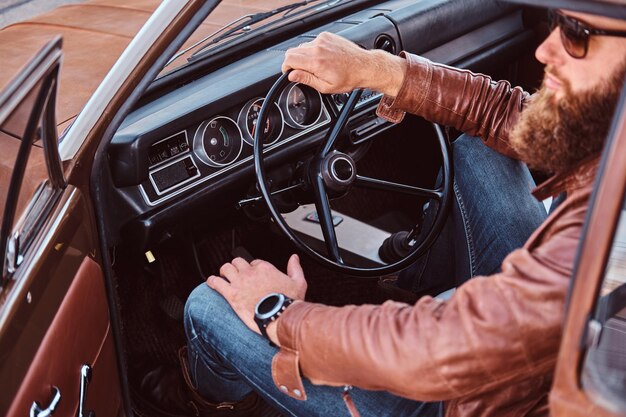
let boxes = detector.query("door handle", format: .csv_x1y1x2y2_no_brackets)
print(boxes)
30,386,61,417
78,364,95,417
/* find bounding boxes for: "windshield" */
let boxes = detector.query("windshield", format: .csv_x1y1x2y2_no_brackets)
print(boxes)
160,0,349,76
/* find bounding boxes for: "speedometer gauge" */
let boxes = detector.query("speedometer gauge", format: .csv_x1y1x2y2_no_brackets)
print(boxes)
279,83,323,129
193,116,243,167
237,98,284,146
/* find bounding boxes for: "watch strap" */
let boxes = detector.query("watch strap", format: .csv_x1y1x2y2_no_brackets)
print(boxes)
255,295,293,345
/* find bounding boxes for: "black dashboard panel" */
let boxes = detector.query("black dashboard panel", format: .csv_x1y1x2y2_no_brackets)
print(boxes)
135,84,331,206
106,0,534,244
388,0,516,54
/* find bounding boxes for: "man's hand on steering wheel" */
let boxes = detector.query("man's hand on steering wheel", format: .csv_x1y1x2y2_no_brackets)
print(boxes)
282,32,407,97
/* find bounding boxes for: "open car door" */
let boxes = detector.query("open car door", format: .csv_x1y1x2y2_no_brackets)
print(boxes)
0,38,122,416
550,85,626,415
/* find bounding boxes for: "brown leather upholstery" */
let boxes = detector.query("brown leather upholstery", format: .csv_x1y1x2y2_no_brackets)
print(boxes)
7,256,121,417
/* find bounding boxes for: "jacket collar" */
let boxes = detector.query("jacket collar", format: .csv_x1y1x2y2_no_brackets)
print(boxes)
532,154,601,201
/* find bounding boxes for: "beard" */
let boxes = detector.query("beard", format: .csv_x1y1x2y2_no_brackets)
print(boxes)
509,62,626,173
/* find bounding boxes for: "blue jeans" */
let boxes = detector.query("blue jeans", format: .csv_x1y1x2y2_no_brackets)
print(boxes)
184,135,547,417
397,134,547,294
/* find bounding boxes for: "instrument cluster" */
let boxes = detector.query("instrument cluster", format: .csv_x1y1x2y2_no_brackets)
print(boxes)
140,83,329,206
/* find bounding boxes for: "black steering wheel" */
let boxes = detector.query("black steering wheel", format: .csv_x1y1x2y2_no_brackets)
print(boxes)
254,71,452,277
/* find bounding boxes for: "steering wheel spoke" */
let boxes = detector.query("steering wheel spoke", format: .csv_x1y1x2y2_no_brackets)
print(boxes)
354,175,443,200
319,89,362,157
253,70,452,276
311,174,343,263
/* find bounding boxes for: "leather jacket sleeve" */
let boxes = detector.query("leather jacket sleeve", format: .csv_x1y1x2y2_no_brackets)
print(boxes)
272,196,586,401
376,52,530,159
270,52,587,402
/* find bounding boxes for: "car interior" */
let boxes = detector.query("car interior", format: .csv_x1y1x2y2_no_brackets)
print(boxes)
91,0,549,413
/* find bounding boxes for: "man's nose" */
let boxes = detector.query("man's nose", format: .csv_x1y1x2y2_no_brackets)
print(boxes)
535,28,566,66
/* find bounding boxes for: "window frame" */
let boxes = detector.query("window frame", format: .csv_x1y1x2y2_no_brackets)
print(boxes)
0,37,66,287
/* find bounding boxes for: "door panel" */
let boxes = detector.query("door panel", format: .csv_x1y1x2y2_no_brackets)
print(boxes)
0,38,122,416
7,256,120,417
0,186,122,415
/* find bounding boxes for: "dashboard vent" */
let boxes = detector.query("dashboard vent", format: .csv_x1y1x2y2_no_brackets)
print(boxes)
374,34,396,54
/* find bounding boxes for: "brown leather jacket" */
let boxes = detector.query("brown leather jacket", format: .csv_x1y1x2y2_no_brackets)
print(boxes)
271,52,599,417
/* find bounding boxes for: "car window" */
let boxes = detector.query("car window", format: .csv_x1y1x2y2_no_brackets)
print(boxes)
0,38,64,283
0,78,49,228
160,0,364,77
581,197,626,414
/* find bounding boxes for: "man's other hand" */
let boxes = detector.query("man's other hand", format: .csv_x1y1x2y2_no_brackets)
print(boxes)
282,32,407,97
206,254,307,343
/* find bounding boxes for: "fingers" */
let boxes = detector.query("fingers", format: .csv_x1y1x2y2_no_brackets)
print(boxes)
206,275,233,299
287,254,305,283
282,47,317,74
288,70,333,93
219,262,238,280
219,257,249,276
231,257,250,270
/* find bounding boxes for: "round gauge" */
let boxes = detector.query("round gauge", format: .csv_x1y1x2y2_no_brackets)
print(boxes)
279,83,323,129
193,116,243,167
238,98,284,146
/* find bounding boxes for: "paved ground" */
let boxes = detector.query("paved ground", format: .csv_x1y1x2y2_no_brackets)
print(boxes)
0,0,84,29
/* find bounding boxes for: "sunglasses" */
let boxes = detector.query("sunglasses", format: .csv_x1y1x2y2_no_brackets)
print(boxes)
548,10,626,59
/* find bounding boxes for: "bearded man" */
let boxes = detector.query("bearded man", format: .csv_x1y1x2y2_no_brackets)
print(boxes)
176,5,626,417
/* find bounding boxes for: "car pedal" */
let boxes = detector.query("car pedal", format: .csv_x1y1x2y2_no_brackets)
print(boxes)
231,246,255,262
159,295,184,322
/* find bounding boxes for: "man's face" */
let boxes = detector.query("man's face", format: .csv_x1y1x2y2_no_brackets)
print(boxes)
509,10,626,173
536,11,626,101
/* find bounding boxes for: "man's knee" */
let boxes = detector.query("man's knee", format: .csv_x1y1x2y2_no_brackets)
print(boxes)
451,134,537,201
452,134,518,172
184,284,232,349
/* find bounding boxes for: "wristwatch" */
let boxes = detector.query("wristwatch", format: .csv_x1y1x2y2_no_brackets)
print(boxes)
254,293,293,345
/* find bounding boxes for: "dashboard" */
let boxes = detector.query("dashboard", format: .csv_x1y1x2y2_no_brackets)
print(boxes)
139,84,330,206
105,0,533,244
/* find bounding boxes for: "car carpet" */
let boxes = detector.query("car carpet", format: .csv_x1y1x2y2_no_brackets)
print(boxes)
116,218,387,417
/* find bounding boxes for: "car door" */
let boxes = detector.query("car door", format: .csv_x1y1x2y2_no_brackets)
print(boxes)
549,83,626,415
0,37,122,417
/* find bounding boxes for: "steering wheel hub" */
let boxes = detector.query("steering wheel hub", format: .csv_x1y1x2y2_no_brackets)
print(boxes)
253,71,452,276
319,152,356,193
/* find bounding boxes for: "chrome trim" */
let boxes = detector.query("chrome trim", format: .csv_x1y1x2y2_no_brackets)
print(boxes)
279,83,323,129
59,0,193,161
139,106,330,206
30,386,61,417
3,182,59,281
5,231,21,275
78,364,92,417
330,156,354,184
149,129,190,170
333,90,382,112
149,154,201,196
237,98,285,147
192,116,244,168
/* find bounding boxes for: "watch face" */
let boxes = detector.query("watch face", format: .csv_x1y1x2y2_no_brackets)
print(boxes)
255,293,284,319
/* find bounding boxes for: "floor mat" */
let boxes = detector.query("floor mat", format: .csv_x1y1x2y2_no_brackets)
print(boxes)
116,216,387,417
